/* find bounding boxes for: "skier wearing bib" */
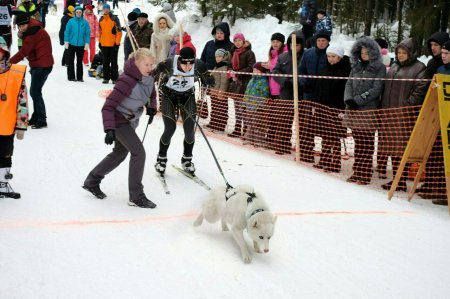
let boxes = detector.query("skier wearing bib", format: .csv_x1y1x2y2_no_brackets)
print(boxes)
153,47,214,175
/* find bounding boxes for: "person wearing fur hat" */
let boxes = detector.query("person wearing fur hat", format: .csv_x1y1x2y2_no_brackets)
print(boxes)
200,22,233,70
297,29,329,162
149,12,174,64
378,37,427,193
312,44,351,172
343,36,386,185
83,4,99,66
64,6,91,82
227,32,256,138
268,30,305,155
241,62,270,146
98,3,122,84
153,47,214,176
0,36,29,199
206,48,230,132
10,15,53,129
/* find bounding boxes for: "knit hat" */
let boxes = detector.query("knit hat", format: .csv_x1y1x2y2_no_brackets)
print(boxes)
326,44,344,58
215,48,228,57
271,32,285,44
315,30,331,41
179,47,195,64
127,12,138,22
162,2,172,11
103,3,110,10
66,5,75,17
132,7,141,14
375,38,388,50
442,40,450,51
317,9,327,15
85,4,94,11
15,14,30,26
137,12,148,19
253,62,267,73
233,32,245,41
74,6,83,12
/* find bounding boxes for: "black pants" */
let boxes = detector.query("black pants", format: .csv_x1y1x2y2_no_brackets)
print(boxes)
209,91,228,131
0,135,14,168
352,129,375,182
67,45,85,81
317,107,344,171
102,46,119,81
29,67,52,124
158,90,197,157
266,99,294,153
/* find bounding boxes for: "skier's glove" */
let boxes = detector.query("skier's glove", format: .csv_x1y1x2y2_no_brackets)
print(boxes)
104,129,115,145
147,108,156,125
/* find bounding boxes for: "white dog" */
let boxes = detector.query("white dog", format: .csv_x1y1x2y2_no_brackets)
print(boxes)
193,184,277,263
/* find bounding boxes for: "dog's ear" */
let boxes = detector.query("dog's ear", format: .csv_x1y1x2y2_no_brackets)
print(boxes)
252,219,259,229
272,216,277,224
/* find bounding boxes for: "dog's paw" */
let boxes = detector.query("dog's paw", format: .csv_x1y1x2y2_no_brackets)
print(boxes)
242,253,252,264
193,215,203,227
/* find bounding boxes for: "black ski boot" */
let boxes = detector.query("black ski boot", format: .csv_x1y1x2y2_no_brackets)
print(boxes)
0,168,20,199
155,155,168,174
181,155,195,175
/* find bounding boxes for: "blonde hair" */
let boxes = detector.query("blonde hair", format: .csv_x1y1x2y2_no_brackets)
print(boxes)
129,48,154,61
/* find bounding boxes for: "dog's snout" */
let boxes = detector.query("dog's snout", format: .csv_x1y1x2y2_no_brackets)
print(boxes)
264,249,269,253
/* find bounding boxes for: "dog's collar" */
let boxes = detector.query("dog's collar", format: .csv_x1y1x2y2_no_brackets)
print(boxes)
249,208,265,218
246,192,256,204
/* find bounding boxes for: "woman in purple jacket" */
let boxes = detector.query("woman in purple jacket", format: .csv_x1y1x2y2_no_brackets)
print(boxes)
83,48,158,209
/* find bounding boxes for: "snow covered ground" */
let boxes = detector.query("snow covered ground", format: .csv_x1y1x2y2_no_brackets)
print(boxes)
1,2,449,298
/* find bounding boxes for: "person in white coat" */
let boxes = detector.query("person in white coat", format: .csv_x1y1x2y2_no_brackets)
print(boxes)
149,12,174,64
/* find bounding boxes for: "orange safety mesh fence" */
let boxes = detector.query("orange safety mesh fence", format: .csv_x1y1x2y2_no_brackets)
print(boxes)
157,83,446,200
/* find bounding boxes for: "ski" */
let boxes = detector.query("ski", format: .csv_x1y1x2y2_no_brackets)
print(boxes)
171,164,211,191
156,173,170,195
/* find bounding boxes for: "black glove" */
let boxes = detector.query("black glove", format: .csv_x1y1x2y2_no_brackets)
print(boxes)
284,79,293,89
114,44,119,51
346,99,359,110
147,108,156,124
104,129,115,145
205,76,215,87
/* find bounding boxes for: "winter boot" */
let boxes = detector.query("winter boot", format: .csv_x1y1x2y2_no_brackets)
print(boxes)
181,155,195,175
128,195,157,209
0,168,20,199
155,155,168,174
82,185,107,199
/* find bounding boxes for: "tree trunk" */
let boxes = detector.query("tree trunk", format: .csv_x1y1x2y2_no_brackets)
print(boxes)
396,0,404,44
364,0,374,36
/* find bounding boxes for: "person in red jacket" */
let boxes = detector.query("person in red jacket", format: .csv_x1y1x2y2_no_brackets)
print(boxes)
10,15,54,129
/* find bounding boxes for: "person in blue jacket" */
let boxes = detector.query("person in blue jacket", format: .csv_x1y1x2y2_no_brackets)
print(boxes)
64,6,90,81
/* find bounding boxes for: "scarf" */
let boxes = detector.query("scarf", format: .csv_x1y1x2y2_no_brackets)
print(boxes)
231,46,246,70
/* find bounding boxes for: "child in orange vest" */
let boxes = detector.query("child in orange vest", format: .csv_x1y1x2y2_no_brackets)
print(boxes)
0,36,29,199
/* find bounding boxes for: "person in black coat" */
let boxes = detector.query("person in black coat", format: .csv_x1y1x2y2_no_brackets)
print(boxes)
200,22,233,70
269,30,305,155
58,5,74,66
312,44,351,172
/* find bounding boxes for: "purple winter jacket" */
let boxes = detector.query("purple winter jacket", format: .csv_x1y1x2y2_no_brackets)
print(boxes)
102,58,157,131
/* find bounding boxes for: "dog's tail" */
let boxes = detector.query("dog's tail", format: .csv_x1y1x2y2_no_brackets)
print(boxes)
202,200,221,223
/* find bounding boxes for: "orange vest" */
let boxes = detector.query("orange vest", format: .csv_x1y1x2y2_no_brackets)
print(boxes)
0,64,27,136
